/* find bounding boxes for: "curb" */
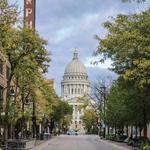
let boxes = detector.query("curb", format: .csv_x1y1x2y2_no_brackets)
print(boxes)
95,136,132,150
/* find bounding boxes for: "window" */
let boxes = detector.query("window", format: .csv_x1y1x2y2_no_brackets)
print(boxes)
6,66,10,79
75,88,77,94
0,86,3,102
78,88,80,94
81,89,83,94
0,60,3,75
0,86,3,109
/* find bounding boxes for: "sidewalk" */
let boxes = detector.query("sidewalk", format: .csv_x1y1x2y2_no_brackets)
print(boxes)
31,136,56,150
95,136,135,150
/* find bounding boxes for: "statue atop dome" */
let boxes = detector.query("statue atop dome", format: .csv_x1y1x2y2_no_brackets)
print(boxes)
73,49,78,60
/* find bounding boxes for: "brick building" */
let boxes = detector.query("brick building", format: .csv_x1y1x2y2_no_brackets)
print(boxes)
0,51,11,110
0,51,11,138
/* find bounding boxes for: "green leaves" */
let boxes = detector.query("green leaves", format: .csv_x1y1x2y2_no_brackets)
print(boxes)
52,100,73,123
0,0,18,25
105,78,150,132
81,110,98,134
96,9,150,87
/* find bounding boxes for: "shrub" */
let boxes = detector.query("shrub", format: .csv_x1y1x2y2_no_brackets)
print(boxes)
105,134,116,141
127,139,134,146
140,141,150,150
143,146,150,150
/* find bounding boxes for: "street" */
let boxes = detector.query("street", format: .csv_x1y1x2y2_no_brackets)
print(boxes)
33,135,132,150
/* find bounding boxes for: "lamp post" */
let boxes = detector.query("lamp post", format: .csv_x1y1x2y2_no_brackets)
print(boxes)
0,99,3,139
32,97,36,139
3,86,15,140
100,85,106,138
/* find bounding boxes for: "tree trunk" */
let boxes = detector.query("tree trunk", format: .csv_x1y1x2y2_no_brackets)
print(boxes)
107,125,110,135
139,126,142,138
131,126,133,138
144,125,147,138
126,126,128,137
143,109,147,138
114,126,117,137
135,125,137,139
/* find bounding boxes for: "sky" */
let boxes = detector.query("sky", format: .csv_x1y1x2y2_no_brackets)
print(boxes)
10,0,150,95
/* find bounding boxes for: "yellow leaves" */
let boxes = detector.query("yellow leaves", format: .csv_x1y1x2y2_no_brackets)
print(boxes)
34,88,49,114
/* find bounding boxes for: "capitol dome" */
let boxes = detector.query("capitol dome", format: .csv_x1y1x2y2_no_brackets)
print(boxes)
64,50,87,76
61,49,90,98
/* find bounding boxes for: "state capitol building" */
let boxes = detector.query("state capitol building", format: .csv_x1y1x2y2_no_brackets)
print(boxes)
61,50,90,131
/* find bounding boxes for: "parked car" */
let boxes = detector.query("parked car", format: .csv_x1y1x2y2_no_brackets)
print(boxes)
67,130,78,135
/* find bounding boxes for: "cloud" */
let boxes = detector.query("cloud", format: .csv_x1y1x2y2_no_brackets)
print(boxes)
8,0,150,95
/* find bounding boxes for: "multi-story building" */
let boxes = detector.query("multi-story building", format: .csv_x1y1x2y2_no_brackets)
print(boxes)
0,51,11,137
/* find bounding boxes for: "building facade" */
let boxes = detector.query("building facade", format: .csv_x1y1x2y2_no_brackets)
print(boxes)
61,50,90,131
0,51,11,138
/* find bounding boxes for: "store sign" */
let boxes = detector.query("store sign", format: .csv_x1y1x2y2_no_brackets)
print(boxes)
24,0,35,29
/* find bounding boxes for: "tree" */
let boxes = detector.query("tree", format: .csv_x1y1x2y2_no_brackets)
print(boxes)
52,100,73,124
95,9,150,88
0,0,18,52
95,8,150,138
0,0,51,139
81,110,98,134
105,78,150,138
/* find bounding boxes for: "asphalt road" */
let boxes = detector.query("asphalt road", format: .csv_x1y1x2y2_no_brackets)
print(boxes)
34,135,131,150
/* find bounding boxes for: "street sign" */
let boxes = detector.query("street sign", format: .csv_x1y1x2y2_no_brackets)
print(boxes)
24,0,36,29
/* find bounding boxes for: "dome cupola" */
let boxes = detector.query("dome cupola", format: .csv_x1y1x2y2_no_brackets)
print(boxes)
64,50,87,76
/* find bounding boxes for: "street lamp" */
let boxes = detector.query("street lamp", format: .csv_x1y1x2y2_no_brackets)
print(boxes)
100,85,106,138
2,86,16,140
32,97,36,139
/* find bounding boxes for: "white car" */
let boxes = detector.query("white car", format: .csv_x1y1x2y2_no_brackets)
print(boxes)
67,130,78,135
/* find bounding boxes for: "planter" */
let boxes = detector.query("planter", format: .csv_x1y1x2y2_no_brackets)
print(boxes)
7,139,35,150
